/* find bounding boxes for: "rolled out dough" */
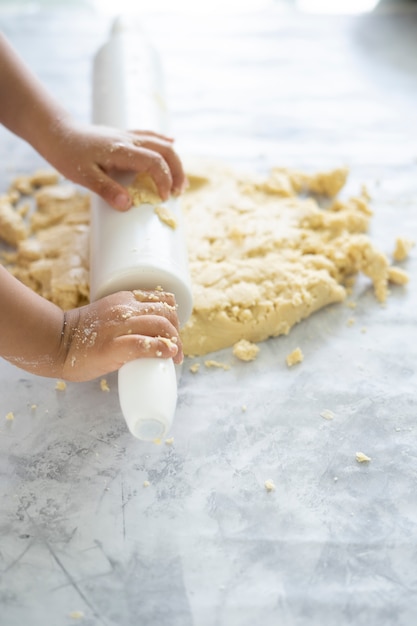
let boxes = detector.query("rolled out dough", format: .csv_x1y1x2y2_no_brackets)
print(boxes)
0,162,409,358
179,161,403,356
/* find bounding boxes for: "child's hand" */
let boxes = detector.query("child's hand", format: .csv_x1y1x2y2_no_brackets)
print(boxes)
61,289,183,382
43,122,186,211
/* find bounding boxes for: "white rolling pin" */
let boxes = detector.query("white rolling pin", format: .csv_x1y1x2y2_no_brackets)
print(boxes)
90,18,193,441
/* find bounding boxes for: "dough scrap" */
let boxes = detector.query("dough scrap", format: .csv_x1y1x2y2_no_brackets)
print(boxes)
356,451,371,463
204,360,231,370
233,338,260,362
393,237,415,262
286,347,304,367
264,479,276,492
320,409,335,420
100,378,110,392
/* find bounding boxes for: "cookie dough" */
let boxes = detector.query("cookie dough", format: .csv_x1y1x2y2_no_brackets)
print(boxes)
233,338,260,362
180,161,404,355
0,162,409,359
286,347,304,367
393,237,415,262
356,451,371,463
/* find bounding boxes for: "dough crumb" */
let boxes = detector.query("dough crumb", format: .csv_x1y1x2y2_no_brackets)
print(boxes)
153,438,162,445
5,411,15,421
204,360,231,371
356,451,371,463
158,336,177,350
320,409,335,420
264,479,276,492
232,338,260,362
165,437,175,445
189,362,200,374
286,347,304,367
69,610,84,620
393,237,415,262
347,317,356,327
143,480,150,488
100,378,110,392
241,404,247,412
55,380,67,391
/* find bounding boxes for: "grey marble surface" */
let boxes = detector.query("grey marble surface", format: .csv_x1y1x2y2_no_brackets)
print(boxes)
0,5,417,626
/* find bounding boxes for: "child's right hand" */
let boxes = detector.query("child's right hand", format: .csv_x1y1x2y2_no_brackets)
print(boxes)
60,289,183,382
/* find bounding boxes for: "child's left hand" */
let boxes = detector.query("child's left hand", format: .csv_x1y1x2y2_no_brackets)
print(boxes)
42,122,186,210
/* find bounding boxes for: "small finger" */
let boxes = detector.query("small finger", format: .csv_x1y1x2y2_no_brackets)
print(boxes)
130,129,175,143
109,147,173,201
114,334,180,364
127,311,180,337
88,165,133,211
138,139,186,196
132,289,176,308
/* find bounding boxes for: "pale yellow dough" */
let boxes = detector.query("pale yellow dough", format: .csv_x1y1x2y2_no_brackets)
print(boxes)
233,338,260,362
356,451,371,463
0,163,409,359
179,161,403,356
286,347,304,367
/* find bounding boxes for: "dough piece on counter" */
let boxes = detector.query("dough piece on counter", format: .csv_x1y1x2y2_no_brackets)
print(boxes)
3,183,90,309
55,380,67,391
264,479,276,492
320,409,335,420
68,610,84,620
9,169,60,196
356,451,371,463
100,378,110,392
286,347,304,367
204,360,231,371
180,161,400,356
393,237,415,262
233,338,260,362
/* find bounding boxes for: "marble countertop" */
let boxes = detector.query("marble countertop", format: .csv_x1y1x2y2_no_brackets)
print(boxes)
0,5,416,626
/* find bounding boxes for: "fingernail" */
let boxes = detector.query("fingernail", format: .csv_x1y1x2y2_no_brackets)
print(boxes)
114,193,131,210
